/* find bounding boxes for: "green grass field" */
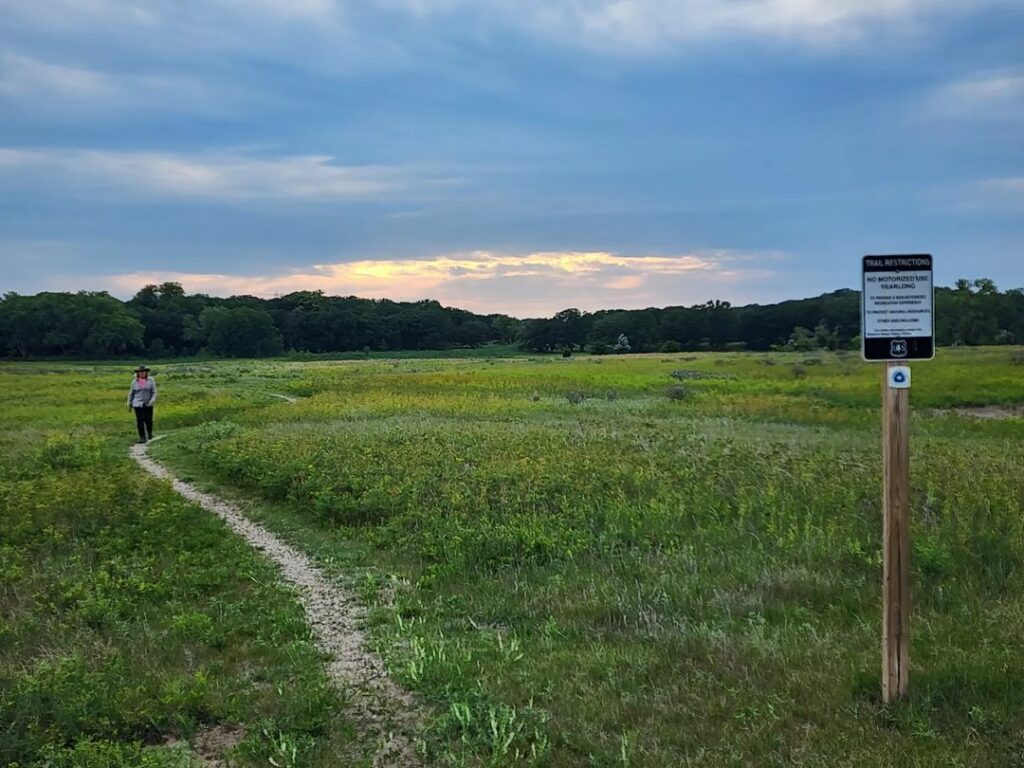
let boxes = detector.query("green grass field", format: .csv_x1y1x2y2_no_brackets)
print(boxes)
3,348,1023,766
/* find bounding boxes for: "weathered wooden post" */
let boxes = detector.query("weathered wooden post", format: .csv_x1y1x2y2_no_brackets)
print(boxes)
882,361,911,700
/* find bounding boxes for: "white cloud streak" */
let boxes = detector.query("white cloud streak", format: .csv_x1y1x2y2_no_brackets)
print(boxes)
0,147,451,202
0,53,228,114
380,0,996,50
2,0,1000,56
925,68,1024,122
964,177,1024,211
1,0,380,72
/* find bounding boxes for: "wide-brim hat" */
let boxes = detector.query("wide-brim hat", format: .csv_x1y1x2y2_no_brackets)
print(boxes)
134,365,151,372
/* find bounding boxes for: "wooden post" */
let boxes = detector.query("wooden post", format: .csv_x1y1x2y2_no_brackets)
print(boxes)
882,362,911,702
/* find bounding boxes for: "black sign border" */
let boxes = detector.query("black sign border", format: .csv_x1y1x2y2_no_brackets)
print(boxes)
861,254,935,362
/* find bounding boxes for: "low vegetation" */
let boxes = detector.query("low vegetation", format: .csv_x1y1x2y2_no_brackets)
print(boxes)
3,347,1023,765
0,367,369,767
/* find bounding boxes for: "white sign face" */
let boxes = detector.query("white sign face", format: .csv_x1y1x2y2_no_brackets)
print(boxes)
862,255,934,361
863,272,932,337
888,366,911,389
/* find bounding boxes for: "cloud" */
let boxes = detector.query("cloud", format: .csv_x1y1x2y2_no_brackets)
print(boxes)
0,53,229,115
1,0,337,33
964,177,1024,211
380,0,994,51
3,0,999,62
0,148,454,202
925,68,1024,122
1,0,395,77
86,249,781,315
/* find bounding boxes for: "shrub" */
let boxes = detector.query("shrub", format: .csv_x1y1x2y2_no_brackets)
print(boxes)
792,364,807,378
193,420,239,442
1011,350,1024,366
565,391,586,405
669,369,704,380
666,385,690,401
36,432,103,471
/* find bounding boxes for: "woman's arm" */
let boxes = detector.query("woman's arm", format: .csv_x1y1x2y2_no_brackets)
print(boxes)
147,379,157,406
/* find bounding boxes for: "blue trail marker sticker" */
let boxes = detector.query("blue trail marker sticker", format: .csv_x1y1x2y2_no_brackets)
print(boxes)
888,366,911,389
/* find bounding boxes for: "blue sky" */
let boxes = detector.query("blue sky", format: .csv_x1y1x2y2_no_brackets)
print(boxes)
1,0,1022,316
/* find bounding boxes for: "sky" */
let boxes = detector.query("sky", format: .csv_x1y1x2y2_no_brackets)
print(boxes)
1,0,1022,317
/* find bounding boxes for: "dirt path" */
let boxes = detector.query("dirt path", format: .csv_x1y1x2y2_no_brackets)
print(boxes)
264,391,300,404
130,440,422,767
932,404,1024,420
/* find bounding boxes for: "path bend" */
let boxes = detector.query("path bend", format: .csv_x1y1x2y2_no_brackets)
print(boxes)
130,440,422,767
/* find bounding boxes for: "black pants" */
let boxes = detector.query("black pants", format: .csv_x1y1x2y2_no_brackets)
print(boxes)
134,406,154,441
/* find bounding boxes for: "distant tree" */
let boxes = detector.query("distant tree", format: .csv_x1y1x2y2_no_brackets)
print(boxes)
552,308,588,350
452,319,492,348
813,321,839,350
196,306,283,357
782,326,817,352
613,334,631,353
489,315,522,344
4,277,1022,359
0,291,143,357
518,318,558,352
589,311,653,352
83,311,145,356
699,300,738,347
128,281,205,355
938,278,1001,345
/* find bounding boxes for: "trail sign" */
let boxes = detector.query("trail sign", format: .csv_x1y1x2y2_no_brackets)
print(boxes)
862,255,934,361
861,254,934,702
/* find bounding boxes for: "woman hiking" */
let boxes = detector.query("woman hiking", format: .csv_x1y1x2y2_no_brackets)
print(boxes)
127,365,158,444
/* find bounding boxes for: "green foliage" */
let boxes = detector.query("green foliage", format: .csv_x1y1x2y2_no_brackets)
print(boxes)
665,384,690,400
196,306,284,358
4,279,1023,360
0,382,360,766
5,350,1024,766
0,291,144,358
35,431,105,470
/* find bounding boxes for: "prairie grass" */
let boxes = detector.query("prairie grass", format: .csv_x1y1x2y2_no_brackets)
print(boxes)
0,365,369,766
146,348,1024,765
4,347,1024,765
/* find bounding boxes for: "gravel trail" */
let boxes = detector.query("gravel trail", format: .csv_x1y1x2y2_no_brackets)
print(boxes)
130,440,421,767
264,392,300,403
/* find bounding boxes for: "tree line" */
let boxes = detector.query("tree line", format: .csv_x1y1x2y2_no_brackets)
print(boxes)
0,278,1020,359
520,279,1024,354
